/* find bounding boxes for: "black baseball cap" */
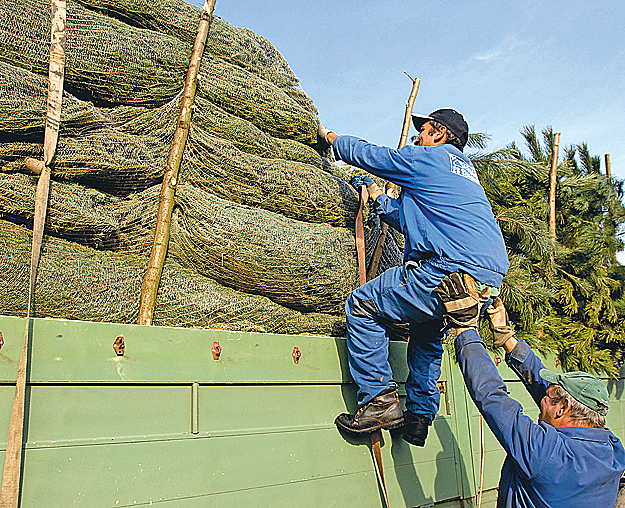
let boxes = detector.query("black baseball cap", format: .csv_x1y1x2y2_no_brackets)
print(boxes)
411,109,469,149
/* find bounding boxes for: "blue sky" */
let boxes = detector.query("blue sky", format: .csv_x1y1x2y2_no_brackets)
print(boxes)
196,0,624,178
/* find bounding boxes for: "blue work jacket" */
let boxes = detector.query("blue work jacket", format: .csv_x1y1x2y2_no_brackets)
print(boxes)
455,329,625,508
332,136,509,287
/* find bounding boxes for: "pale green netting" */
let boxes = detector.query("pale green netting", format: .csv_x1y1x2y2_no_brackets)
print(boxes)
0,0,403,334
0,60,107,137
1,0,188,105
0,174,362,313
0,0,317,140
169,185,358,313
0,60,352,223
0,131,166,195
110,93,322,167
181,128,358,226
73,0,301,90
0,220,345,334
0,125,357,224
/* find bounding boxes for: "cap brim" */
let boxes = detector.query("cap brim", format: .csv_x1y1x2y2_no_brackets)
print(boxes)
411,113,434,131
539,369,560,384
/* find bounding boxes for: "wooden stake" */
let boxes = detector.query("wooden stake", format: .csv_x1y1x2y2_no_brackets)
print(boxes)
605,153,612,178
371,430,391,508
548,133,560,238
397,75,421,150
0,1,66,506
366,75,420,281
137,0,217,326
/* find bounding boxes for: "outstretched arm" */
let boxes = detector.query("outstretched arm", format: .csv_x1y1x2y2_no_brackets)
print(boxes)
455,330,554,478
504,339,550,408
437,274,556,478
486,298,549,408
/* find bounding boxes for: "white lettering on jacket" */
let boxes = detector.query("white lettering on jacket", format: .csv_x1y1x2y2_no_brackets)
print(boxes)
448,152,480,184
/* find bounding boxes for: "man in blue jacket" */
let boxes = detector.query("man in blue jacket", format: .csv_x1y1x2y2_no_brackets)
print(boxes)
319,109,509,446
435,273,625,507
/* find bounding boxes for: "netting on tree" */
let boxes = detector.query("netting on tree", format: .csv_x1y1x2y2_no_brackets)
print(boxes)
73,0,301,90
0,175,366,313
0,173,123,249
1,0,188,105
0,61,349,223
0,0,407,336
0,61,320,168
0,129,357,225
0,61,107,138
181,128,358,226
70,0,318,114
197,57,316,143
0,131,166,195
109,93,322,167
170,185,358,313
0,220,345,335
1,0,318,142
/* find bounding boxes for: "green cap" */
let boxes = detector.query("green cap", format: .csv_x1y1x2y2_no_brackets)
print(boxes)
540,369,610,416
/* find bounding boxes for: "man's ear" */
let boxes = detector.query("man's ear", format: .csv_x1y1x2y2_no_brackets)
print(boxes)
434,126,447,144
555,398,570,419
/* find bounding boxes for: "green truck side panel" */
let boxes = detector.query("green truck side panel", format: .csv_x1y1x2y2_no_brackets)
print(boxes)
0,315,622,507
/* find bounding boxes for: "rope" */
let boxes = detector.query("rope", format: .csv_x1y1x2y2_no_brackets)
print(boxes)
478,414,485,508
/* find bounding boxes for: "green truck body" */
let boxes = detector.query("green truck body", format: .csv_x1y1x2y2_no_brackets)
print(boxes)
0,315,623,507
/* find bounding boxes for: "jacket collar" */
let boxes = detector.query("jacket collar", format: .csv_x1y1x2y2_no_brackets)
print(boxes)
556,425,610,443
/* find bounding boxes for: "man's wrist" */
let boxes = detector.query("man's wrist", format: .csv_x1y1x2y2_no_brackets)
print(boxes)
454,328,483,347
326,131,337,144
502,336,518,353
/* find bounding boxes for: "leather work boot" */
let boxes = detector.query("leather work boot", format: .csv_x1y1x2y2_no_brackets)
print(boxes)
335,387,404,434
401,410,431,446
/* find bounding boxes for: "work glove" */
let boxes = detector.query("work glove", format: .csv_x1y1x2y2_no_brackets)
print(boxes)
350,175,375,191
318,124,331,141
317,124,335,150
485,297,515,348
434,273,481,331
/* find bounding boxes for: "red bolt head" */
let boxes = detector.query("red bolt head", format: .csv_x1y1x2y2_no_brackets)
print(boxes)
211,341,221,360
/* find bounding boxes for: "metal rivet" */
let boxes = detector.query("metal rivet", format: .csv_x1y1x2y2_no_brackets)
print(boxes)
113,336,125,356
211,341,221,360
292,347,301,364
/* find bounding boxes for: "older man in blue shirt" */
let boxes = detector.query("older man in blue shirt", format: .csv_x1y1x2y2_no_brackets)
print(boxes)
436,273,625,508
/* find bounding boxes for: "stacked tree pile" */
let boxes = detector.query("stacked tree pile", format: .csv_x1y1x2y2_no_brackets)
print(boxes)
2,0,623,374
474,127,625,376
0,0,403,334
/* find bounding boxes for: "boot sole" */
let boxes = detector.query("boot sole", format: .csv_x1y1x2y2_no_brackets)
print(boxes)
401,433,426,446
335,417,405,435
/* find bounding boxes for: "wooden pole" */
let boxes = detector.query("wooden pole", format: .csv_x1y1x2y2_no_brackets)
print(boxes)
366,75,420,281
137,0,216,326
397,75,421,150
548,133,560,238
0,1,66,506
605,153,612,178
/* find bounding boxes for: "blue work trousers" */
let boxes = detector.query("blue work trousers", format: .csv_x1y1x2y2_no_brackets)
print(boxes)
345,260,447,421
